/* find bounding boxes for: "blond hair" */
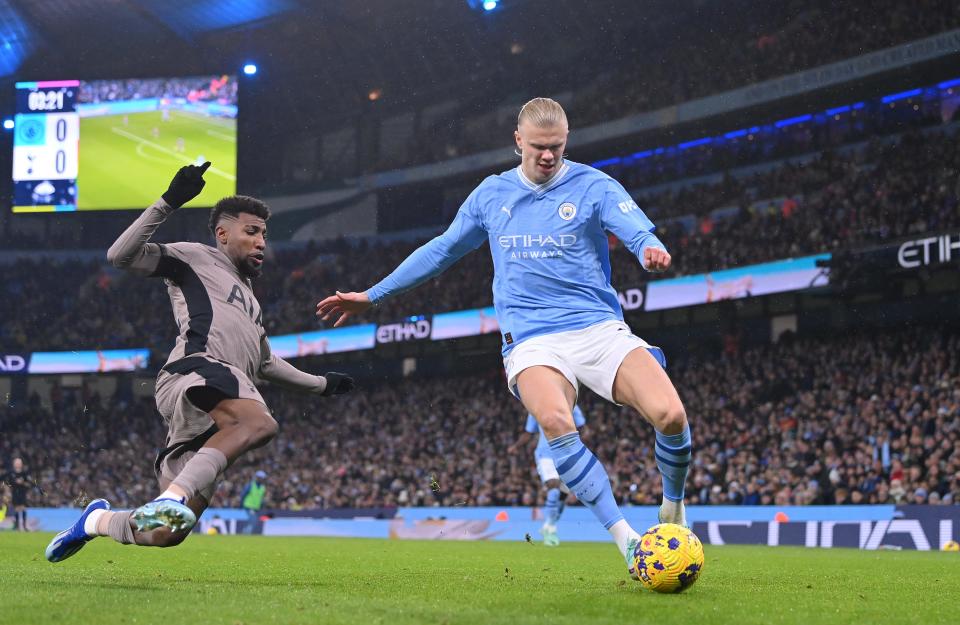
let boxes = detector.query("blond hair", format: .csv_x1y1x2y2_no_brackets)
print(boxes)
517,97,568,129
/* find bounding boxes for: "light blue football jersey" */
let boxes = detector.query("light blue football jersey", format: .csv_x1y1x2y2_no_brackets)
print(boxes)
525,405,587,461
366,160,665,355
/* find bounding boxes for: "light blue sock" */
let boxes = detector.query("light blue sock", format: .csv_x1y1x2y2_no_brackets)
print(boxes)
655,425,692,502
548,432,624,529
544,487,561,526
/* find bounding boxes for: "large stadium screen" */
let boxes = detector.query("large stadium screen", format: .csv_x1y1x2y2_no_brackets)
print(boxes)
12,75,237,212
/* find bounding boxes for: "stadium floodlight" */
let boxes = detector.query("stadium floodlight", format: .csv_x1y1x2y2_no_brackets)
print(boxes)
2,118,13,130
483,0,498,10
243,63,258,76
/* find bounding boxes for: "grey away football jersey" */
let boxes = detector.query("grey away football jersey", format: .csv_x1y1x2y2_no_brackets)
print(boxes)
107,200,324,392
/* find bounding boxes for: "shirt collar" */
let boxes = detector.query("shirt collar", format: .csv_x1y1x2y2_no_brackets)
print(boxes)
516,162,571,194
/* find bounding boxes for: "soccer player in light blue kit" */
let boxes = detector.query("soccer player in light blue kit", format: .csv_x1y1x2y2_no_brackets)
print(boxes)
507,405,587,546
317,98,691,579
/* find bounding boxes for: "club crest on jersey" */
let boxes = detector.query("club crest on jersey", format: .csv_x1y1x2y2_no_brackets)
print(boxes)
558,202,577,221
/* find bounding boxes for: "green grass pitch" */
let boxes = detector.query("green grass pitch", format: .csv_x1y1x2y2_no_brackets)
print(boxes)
2,533,956,625
77,110,236,210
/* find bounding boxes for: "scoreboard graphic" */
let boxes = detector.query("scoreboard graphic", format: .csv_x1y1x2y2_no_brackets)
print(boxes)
13,80,81,212
11,75,237,213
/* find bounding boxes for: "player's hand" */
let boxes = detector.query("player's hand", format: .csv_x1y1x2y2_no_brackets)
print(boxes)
321,372,355,396
316,291,372,328
643,247,671,273
162,161,211,209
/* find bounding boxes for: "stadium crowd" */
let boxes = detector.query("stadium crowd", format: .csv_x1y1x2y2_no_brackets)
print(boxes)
406,0,960,168
3,323,958,510
78,76,238,106
2,122,957,352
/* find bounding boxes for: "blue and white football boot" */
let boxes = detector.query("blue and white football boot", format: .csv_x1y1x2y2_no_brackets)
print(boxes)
131,498,196,532
45,498,111,563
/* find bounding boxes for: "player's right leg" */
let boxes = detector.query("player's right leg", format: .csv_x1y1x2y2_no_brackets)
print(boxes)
46,391,275,562
535,453,563,546
15,505,27,532
133,393,275,533
127,363,275,536
131,356,277,531
515,366,640,572
540,477,563,546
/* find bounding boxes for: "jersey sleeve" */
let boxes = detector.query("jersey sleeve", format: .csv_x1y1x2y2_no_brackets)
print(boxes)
106,199,175,277
524,414,540,434
365,187,488,304
258,334,327,393
146,242,208,284
573,405,586,427
599,177,666,270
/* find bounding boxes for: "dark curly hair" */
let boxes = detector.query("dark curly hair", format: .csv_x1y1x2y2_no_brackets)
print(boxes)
208,195,271,235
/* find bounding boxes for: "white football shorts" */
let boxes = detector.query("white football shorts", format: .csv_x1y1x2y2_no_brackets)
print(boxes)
503,319,665,404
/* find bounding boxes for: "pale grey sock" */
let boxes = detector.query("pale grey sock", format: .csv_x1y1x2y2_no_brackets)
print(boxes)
170,447,228,500
107,511,137,545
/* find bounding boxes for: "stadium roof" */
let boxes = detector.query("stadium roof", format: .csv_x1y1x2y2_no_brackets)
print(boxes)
5,0,670,121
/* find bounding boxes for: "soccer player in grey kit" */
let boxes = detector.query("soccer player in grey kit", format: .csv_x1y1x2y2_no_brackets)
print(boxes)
45,162,355,562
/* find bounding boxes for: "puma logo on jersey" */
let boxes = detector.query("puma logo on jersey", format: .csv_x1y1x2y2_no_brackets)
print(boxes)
501,205,512,218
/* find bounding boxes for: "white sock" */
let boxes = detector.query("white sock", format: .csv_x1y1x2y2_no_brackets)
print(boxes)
660,499,687,525
608,519,640,555
84,508,107,537
155,489,185,503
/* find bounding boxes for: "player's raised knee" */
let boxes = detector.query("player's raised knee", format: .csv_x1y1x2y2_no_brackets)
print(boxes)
537,409,577,439
257,414,279,442
215,401,278,444
247,412,279,446
656,403,687,435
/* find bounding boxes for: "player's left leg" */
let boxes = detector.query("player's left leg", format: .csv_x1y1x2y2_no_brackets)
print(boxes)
612,347,691,526
516,366,640,564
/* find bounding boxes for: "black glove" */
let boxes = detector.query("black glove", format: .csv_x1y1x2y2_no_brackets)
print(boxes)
321,372,355,396
162,161,211,209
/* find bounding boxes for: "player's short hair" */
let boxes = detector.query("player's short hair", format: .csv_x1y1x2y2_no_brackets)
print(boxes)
517,97,568,129
208,195,271,235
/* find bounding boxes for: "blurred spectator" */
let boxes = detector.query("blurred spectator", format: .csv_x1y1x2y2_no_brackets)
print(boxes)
241,470,268,534
1,458,34,531
4,124,957,352
3,323,958,510
389,0,960,172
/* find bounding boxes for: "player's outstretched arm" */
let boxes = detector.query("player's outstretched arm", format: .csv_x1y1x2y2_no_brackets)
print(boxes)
600,178,671,273
316,291,372,328
259,336,355,396
106,162,211,275
315,202,487,326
